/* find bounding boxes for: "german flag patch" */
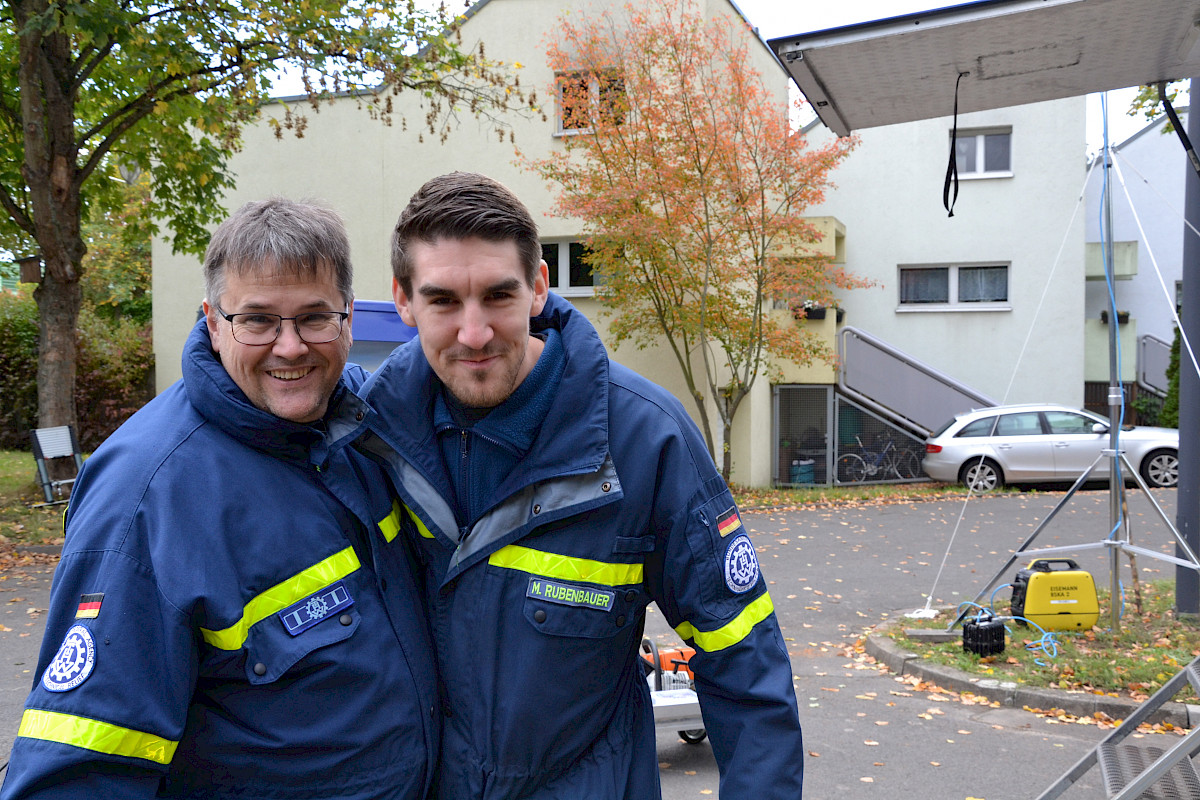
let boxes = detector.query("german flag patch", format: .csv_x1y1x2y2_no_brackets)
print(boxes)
75,593,103,620
716,506,742,537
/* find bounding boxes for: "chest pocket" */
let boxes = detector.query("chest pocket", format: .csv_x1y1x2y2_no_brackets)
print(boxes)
242,604,362,684
488,544,644,639
198,546,366,685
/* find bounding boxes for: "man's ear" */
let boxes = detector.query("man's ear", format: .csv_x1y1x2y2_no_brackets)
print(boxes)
530,260,550,317
392,277,416,327
202,300,222,348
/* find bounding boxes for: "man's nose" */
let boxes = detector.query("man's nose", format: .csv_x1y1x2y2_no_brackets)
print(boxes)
272,320,310,358
458,306,494,351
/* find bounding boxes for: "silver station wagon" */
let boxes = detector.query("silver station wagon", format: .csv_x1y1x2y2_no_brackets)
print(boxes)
922,403,1180,492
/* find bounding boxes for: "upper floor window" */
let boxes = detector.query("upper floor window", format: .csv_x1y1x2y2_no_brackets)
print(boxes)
542,241,595,296
898,263,1009,311
953,128,1012,178
557,70,625,134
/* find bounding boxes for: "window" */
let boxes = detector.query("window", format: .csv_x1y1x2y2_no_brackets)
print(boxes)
556,70,625,134
898,263,1009,311
542,241,595,296
995,412,1042,436
956,417,997,438
953,128,1012,178
1045,411,1099,435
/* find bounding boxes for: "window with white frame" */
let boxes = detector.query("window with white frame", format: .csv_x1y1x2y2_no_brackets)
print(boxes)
953,128,1012,178
542,241,595,296
556,70,625,134
898,263,1009,310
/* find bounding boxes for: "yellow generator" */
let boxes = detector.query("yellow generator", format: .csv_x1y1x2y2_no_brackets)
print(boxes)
1011,558,1099,631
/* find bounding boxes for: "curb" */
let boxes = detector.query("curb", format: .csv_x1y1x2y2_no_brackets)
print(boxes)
864,622,1200,729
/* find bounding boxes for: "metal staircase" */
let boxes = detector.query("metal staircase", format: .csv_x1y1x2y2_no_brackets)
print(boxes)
838,326,996,438
1039,655,1200,799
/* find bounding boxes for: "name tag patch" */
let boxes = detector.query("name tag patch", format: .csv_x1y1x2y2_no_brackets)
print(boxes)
527,578,615,612
278,581,354,636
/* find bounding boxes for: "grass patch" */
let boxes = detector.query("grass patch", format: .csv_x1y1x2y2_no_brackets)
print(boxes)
892,580,1200,702
0,449,68,546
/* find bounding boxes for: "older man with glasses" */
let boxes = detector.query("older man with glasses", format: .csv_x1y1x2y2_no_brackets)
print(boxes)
0,198,438,800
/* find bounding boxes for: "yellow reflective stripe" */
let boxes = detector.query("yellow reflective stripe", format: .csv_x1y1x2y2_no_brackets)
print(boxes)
200,546,360,650
18,709,178,765
675,592,776,653
407,505,434,539
378,498,403,543
487,544,642,586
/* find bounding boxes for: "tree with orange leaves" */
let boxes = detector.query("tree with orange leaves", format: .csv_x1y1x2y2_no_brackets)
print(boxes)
524,0,867,481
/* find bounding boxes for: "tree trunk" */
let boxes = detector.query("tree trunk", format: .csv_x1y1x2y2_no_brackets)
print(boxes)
721,417,733,483
718,387,750,484
17,0,87,433
34,275,81,430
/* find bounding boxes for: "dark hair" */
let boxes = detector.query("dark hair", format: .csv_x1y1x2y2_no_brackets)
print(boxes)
204,197,354,308
391,172,541,297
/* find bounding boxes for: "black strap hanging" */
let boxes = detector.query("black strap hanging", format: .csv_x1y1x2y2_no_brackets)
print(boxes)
943,71,969,217
1158,81,1200,179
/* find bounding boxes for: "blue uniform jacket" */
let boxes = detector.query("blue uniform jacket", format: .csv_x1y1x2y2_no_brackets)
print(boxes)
1,321,438,799
359,293,804,799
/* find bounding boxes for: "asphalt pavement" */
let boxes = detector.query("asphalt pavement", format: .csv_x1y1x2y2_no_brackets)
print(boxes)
653,486,1183,800
1,487,1188,799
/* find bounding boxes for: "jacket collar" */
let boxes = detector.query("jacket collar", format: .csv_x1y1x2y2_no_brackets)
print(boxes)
181,320,368,466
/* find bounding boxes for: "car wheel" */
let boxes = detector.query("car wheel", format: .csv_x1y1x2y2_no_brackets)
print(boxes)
959,458,1003,493
1140,449,1179,488
679,729,708,744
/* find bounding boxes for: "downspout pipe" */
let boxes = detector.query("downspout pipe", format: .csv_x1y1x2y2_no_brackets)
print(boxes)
1165,79,1200,615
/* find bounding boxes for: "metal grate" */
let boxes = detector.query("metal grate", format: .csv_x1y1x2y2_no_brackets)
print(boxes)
775,386,830,486
834,396,927,485
1098,744,1200,800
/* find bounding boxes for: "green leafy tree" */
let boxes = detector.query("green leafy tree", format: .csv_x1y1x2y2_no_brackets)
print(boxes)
2,0,529,431
1160,321,1181,428
524,0,865,480
81,167,152,325
1128,80,1188,130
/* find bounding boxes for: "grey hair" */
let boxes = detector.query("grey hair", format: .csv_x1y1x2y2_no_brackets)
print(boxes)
204,197,354,308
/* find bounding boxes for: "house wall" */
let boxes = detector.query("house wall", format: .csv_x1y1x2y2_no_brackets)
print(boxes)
802,97,1088,411
151,0,790,485
1083,110,1186,382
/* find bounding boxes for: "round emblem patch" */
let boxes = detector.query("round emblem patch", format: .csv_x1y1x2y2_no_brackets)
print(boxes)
724,535,760,594
43,624,96,692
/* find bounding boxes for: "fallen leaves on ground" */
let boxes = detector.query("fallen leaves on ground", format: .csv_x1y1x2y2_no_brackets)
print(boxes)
0,544,60,573
1022,705,1187,735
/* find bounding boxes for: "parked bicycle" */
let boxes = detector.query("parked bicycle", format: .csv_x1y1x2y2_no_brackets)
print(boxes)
836,434,924,483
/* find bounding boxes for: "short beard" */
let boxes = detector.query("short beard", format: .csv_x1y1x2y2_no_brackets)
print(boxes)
444,340,526,409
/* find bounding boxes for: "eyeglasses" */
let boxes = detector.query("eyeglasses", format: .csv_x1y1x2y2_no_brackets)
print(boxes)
216,307,349,346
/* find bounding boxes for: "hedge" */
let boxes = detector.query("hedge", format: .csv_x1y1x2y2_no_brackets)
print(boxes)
0,287,154,451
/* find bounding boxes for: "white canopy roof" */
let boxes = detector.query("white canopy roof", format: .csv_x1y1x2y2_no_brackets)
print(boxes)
768,0,1200,136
